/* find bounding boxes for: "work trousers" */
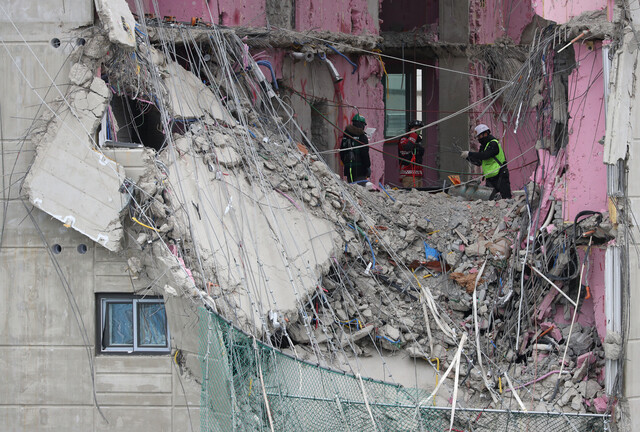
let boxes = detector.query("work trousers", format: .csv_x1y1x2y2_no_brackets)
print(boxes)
401,176,423,189
486,167,512,199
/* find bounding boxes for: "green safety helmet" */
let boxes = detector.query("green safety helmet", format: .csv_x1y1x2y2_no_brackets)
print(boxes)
352,114,367,126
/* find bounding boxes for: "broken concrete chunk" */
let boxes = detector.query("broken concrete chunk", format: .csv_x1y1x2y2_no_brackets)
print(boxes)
381,324,401,341
339,325,374,347
163,61,233,123
163,284,178,297
94,0,137,48
69,63,94,87
465,240,488,257
217,146,242,168
127,256,142,275
604,331,622,360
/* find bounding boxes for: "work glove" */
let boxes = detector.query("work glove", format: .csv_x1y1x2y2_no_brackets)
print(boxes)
460,151,469,158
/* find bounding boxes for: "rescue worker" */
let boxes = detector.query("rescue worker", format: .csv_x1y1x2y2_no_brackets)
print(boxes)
461,124,512,199
398,120,425,188
340,114,371,184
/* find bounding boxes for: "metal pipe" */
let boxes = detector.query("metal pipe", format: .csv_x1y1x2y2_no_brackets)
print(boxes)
252,61,276,98
322,56,343,83
290,52,314,62
256,60,278,90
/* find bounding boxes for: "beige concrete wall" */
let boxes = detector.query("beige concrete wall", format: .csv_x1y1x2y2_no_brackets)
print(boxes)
624,159,640,430
0,2,201,430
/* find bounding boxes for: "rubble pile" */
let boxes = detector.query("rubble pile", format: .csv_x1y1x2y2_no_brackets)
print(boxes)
41,15,613,415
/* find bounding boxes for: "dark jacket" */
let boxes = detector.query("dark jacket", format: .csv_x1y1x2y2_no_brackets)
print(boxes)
340,124,371,182
468,135,500,163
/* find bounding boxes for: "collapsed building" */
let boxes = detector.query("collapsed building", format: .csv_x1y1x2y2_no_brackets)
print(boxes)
0,0,638,431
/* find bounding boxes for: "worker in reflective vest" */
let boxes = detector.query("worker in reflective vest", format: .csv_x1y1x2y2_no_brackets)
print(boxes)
461,124,512,199
398,120,425,188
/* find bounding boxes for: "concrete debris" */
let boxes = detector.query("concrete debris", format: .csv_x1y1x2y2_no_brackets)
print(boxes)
25,13,612,417
94,0,137,48
604,331,622,360
161,61,234,123
23,70,127,251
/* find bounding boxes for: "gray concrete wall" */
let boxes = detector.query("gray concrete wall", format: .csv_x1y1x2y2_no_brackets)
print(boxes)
0,2,201,430
437,55,470,182
439,0,469,43
438,0,470,182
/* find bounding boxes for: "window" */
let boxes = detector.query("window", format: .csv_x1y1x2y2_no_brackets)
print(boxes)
98,295,170,354
384,73,407,138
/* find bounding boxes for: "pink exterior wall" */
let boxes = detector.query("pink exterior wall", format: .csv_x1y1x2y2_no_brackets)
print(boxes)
129,0,267,26
468,69,539,191
561,44,607,222
281,53,385,183
471,1,609,354
552,247,606,342
127,0,385,183
533,0,608,24
470,0,534,44
296,0,379,34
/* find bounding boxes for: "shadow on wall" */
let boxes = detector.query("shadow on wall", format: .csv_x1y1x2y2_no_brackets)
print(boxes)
310,99,339,174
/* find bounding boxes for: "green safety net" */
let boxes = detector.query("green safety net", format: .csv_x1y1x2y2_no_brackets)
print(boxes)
198,308,608,431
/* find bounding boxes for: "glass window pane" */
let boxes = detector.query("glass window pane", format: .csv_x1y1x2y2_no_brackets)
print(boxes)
107,302,133,346
384,73,407,137
137,302,168,347
416,69,424,122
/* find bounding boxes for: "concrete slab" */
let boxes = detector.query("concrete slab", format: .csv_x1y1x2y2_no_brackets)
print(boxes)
626,397,640,431
627,143,640,197
22,78,129,252
627,245,640,341
100,148,154,182
93,0,136,48
159,150,341,328
162,61,234,123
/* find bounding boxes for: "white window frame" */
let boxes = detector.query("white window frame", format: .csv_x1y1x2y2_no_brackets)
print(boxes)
99,295,170,354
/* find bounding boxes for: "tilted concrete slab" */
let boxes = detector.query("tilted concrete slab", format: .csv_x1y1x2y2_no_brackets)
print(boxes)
22,77,128,252
162,61,234,124
94,0,137,48
157,147,341,329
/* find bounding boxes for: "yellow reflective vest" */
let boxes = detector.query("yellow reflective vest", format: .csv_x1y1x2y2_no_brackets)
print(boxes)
482,139,506,178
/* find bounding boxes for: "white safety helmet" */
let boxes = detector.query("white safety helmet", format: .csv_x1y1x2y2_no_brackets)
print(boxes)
474,124,490,137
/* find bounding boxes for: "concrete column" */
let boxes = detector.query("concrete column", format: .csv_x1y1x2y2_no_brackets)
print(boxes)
438,0,469,182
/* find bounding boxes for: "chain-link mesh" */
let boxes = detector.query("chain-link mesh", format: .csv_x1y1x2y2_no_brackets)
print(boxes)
199,308,609,431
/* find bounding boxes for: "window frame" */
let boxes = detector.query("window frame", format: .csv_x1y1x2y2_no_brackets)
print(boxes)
97,294,170,355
